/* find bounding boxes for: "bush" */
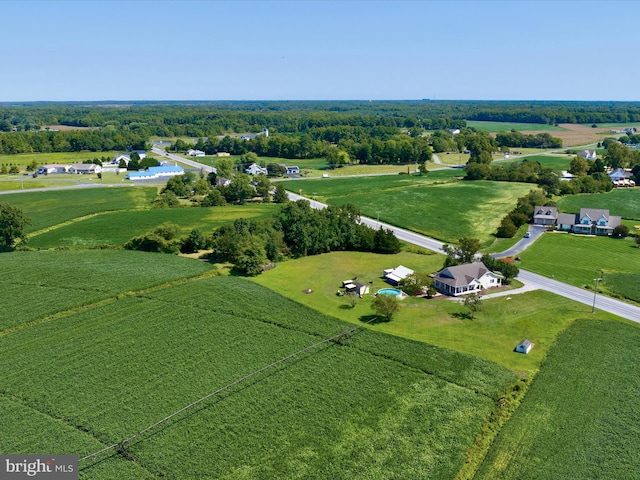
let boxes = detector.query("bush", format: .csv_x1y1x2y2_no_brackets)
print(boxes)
612,225,629,238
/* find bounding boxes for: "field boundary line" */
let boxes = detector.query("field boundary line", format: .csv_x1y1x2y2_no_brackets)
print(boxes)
78,317,377,465
0,269,221,337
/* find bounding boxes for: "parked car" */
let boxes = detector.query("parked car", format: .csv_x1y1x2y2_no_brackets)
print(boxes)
524,232,531,238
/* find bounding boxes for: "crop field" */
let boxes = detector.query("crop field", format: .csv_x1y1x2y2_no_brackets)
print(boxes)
0,151,121,167
285,176,534,245
466,121,566,132
476,318,640,479
1,187,157,234
1,252,516,479
252,251,620,373
27,203,279,248
0,250,212,332
557,188,640,221
518,233,640,302
497,154,573,172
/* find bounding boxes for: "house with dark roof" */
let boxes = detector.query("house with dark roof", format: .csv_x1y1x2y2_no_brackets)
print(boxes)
433,262,502,297
532,205,558,226
557,208,621,235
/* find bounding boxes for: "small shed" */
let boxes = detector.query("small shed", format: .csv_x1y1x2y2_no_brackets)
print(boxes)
346,281,370,296
515,339,533,354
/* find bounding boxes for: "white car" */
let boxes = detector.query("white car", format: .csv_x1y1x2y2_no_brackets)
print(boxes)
524,232,531,238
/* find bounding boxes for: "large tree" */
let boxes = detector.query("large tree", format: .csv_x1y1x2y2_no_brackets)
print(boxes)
371,294,400,322
0,203,31,250
442,236,482,267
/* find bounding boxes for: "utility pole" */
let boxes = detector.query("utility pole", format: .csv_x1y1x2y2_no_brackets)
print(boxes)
376,211,380,228
591,277,602,313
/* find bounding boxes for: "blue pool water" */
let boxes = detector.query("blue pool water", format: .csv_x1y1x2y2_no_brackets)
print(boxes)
377,288,402,297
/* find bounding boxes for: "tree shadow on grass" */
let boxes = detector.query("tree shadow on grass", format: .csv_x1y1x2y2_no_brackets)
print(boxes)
358,314,389,325
451,311,473,321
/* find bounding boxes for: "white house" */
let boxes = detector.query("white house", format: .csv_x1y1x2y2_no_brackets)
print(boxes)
69,163,102,174
449,128,461,135
216,177,231,187
112,151,147,165
36,164,70,174
433,262,502,296
383,265,414,285
515,339,533,354
245,163,268,175
577,150,597,160
609,168,632,182
126,165,184,181
557,208,621,235
186,149,206,157
286,166,300,175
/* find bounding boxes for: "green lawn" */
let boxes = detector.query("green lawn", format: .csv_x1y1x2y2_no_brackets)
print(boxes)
27,204,279,248
518,232,640,302
1,251,515,480
285,176,535,246
0,151,121,167
497,154,573,172
466,121,566,132
476,318,640,480
1,187,157,234
252,251,619,372
557,188,640,221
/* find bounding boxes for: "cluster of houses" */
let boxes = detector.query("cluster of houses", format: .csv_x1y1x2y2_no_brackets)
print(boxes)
245,162,300,176
533,206,621,235
34,151,185,182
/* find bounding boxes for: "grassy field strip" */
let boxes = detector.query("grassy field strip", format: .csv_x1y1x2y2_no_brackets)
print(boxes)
0,269,221,337
25,208,141,240
474,319,640,479
557,188,640,221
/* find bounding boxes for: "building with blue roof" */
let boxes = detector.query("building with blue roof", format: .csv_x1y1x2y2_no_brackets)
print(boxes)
126,165,184,181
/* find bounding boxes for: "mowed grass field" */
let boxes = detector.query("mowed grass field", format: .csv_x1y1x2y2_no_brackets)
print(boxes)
497,154,573,172
0,151,121,167
1,250,516,479
466,121,566,132
27,204,279,248
2,187,157,233
252,251,620,373
518,232,640,302
476,318,640,480
284,176,535,246
557,187,640,221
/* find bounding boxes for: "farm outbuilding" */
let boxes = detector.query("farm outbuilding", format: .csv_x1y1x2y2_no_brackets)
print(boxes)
515,339,533,354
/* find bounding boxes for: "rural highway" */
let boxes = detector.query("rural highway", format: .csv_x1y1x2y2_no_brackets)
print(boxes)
287,192,640,323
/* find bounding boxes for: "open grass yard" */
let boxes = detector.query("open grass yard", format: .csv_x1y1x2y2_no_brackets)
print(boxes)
0,250,212,332
497,154,573,172
0,151,121,168
483,224,529,254
2,187,157,234
1,256,515,479
27,203,279,248
466,121,566,132
518,232,640,302
252,251,619,373
288,177,534,246
476,318,640,480
557,187,640,221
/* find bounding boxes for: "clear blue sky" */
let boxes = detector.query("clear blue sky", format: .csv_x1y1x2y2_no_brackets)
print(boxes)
2,0,638,102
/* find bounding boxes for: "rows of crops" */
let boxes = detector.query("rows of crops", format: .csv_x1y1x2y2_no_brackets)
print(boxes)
476,318,640,479
1,253,515,479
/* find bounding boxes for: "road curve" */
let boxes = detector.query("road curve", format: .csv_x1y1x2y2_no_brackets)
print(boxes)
286,192,640,323
151,146,217,174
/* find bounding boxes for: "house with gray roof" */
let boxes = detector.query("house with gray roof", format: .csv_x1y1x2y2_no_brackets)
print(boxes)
533,205,558,226
433,262,503,297
557,208,621,235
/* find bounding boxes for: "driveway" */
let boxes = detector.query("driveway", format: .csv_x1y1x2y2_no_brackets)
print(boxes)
492,225,547,258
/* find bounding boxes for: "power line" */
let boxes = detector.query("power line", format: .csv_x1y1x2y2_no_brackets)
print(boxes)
79,318,375,464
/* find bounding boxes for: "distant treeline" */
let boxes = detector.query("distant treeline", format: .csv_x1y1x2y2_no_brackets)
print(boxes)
3,101,640,136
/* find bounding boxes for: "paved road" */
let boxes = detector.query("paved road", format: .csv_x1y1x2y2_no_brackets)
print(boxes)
151,146,217,174
286,192,640,323
492,224,547,258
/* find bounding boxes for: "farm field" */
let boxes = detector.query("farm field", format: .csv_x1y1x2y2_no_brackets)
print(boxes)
1,251,516,479
252,251,620,372
0,151,121,167
476,318,640,480
557,187,640,221
518,232,640,303
466,121,566,132
27,203,279,248
284,176,534,246
2,187,157,234
496,154,573,172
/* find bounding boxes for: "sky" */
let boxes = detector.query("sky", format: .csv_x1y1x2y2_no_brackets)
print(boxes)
2,0,639,102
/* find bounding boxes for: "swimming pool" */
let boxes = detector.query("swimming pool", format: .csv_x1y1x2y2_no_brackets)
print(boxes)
377,288,403,297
